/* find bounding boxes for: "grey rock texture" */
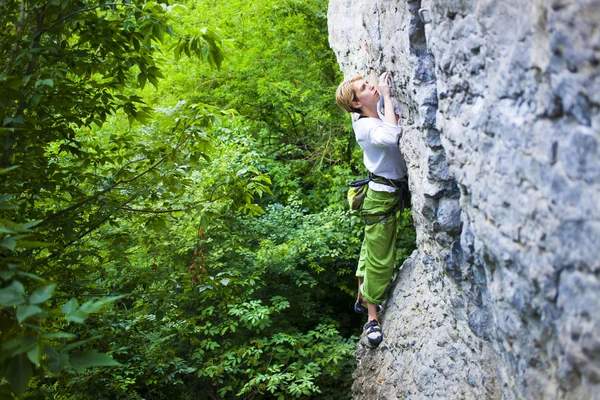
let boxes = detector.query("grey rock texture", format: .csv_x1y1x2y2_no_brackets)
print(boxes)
328,0,600,399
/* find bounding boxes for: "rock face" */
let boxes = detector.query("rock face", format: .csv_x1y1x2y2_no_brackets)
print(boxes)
328,0,600,398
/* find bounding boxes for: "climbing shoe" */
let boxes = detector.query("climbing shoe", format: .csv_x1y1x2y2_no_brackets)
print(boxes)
353,300,382,314
364,320,383,348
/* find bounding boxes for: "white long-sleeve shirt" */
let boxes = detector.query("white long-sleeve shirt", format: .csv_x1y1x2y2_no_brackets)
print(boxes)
353,116,407,192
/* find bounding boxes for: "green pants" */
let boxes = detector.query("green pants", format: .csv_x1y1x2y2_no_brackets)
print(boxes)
356,188,399,305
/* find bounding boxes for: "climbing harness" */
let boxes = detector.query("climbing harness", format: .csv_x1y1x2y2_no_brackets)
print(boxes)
363,173,409,226
348,171,409,225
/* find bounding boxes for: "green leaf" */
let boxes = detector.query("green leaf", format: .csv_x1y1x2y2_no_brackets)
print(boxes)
0,166,19,175
0,281,25,306
32,93,41,106
0,237,17,251
41,332,77,340
5,354,33,397
36,78,54,88
29,284,56,304
26,345,40,366
16,240,49,249
21,220,42,230
62,298,89,323
69,350,120,372
0,271,15,281
0,202,16,210
138,73,147,89
147,74,159,89
1,336,37,357
15,271,46,282
79,295,124,313
16,305,44,323
44,347,68,373
65,309,88,324
61,298,79,314
62,335,103,352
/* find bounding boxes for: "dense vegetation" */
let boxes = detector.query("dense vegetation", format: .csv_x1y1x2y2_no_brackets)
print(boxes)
0,0,415,398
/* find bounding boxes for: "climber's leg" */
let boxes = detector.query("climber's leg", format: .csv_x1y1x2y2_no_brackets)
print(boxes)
357,276,364,302
360,189,398,306
355,241,367,308
367,302,379,323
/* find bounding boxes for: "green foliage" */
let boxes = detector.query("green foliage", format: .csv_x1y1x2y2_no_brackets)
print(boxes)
0,270,123,398
163,0,357,211
0,0,226,395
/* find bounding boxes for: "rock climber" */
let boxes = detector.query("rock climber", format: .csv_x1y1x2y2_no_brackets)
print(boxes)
335,70,408,348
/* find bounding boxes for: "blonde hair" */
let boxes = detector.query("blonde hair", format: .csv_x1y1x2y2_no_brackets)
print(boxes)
335,75,364,113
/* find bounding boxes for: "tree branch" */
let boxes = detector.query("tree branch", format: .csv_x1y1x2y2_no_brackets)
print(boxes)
42,193,139,264
41,3,133,36
41,130,193,225
117,206,189,214
6,0,26,72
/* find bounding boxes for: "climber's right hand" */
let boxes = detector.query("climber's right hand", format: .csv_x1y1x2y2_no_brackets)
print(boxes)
378,71,392,98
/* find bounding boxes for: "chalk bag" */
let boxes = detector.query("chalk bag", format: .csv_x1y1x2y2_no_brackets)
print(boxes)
347,178,370,211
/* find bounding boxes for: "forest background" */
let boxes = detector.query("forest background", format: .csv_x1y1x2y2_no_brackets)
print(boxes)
0,0,415,398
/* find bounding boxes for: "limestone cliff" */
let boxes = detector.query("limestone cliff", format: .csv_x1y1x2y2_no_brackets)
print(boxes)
327,0,600,398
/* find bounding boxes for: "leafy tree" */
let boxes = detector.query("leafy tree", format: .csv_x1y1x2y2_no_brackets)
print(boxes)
0,0,225,396
164,0,359,211
28,122,357,400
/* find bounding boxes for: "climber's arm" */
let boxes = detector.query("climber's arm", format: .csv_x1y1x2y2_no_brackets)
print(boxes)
368,122,402,147
365,71,401,147
378,71,398,126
